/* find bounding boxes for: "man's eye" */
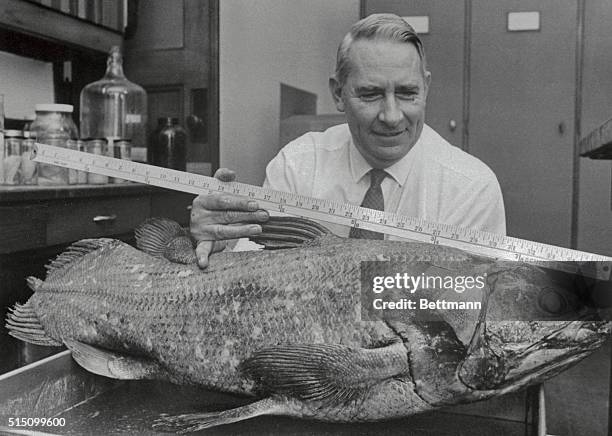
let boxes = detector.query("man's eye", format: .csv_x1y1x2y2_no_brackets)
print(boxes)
397,92,418,101
360,93,381,101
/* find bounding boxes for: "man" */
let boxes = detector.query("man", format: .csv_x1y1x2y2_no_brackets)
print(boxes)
190,13,505,268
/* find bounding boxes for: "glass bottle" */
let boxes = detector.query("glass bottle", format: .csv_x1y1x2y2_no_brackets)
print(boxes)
3,130,23,185
30,104,79,185
151,117,187,171
80,46,148,161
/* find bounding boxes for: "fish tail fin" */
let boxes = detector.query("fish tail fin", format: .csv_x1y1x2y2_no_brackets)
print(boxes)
153,398,283,433
46,238,117,275
251,216,334,249
5,300,62,347
135,218,196,264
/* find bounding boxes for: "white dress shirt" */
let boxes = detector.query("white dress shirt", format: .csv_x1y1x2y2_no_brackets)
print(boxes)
262,123,505,239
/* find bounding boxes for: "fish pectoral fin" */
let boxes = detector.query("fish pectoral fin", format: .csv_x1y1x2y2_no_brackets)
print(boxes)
135,218,196,264
153,398,283,433
240,342,408,403
64,339,163,380
250,217,334,249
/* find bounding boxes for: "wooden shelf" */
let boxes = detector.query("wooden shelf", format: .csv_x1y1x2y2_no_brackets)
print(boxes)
579,117,612,159
0,0,122,54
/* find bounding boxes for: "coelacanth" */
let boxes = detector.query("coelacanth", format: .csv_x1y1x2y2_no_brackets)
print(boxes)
6,217,611,433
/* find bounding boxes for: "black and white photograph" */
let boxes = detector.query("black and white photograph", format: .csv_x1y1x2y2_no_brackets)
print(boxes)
0,0,611,435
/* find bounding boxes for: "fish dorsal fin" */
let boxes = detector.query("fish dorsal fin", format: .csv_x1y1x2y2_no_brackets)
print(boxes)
5,300,62,346
64,339,164,380
46,238,116,275
240,342,407,404
135,218,196,264
250,217,333,249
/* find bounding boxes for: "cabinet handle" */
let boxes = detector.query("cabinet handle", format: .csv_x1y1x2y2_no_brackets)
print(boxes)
93,214,117,223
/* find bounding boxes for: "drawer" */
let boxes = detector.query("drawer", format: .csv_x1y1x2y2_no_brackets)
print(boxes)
0,205,48,254
47,196,151,245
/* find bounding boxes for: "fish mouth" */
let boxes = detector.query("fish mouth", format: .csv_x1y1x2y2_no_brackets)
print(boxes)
459,320,611,392
500,321,610,384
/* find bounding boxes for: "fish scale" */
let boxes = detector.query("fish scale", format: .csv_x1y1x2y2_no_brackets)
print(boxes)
6,218,612,432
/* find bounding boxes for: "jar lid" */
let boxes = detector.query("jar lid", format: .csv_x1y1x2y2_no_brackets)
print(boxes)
35,103,74,113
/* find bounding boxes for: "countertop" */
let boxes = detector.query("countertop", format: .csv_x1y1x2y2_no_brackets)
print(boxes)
0,183,169,203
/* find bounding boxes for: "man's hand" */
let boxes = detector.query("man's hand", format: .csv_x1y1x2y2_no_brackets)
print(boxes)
190,168,269,268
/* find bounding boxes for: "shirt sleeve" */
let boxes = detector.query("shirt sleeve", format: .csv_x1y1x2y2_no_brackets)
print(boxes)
262,148,295,193
446,176,507,236
262,136,315,196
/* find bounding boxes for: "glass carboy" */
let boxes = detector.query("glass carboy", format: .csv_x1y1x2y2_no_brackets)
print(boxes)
80,46,148,161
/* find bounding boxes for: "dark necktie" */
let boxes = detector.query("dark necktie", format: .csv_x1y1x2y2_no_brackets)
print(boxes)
349,169,387,239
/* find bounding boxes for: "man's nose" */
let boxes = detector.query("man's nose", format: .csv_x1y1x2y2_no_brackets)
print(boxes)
378,95,403,126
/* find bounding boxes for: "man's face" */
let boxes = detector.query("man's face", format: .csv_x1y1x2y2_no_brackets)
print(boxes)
330,39,431,168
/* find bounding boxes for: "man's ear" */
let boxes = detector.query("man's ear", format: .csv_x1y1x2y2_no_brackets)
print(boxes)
423,70,432,98
329,76,345,112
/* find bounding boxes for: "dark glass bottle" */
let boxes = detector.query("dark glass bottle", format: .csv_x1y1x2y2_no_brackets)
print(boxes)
151,117,187,170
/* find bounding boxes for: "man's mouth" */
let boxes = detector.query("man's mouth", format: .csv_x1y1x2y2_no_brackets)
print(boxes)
374,130,405,137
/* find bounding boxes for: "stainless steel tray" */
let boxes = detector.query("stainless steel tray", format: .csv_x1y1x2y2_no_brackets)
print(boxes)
0,350,538,435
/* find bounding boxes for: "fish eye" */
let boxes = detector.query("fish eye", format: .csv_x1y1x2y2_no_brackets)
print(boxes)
536,288,580,316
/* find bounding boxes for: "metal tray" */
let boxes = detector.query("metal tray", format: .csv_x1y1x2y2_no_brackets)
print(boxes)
0,350,538,435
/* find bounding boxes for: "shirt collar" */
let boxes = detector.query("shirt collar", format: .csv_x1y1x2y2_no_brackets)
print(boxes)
348,131,424,187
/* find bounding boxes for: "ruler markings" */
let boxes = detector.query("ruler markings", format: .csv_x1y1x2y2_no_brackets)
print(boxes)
33,143,611,279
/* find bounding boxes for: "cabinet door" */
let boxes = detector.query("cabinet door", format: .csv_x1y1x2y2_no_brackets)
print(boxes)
123,0,217,170
469,0,576,246
363,0,465,148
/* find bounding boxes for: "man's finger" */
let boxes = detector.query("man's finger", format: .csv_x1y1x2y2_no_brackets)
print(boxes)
194,194,261,212
195,240,228,268
214,168,236,182
196,224,263,241
208,209,269,225
195,240,214,268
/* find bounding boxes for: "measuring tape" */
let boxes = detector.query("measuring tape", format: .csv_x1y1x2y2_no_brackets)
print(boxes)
32,142,611,280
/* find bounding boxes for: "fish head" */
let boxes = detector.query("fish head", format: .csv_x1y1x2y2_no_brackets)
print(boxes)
457,263,612,392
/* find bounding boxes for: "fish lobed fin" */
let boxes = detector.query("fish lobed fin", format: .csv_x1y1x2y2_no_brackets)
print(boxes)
45,238,117,275
153,398,284,433
64,339,164,380
5,300,62,346
239,342,408,404
250,216,333,249
135,218,196,264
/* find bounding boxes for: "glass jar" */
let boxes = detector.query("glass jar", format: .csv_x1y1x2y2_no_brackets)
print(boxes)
85,139,109,185
151,117,187,171
80,46,148,162
3,130,23,185
21,131,38,185
31,104,79,185
110,139,132,184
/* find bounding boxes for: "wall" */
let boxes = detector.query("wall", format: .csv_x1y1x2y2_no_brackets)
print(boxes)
577,0,612,257
219,0,359,185
0,51,54,120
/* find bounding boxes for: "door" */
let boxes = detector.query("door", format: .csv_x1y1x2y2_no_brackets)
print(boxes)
123,0,218,174
469,0,576,247
363,0,466,148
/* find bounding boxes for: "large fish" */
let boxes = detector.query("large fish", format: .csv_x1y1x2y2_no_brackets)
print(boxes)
6,217,611,433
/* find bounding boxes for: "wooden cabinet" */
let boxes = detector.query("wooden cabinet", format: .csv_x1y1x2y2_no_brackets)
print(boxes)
0,185,193,254
0,185,195,374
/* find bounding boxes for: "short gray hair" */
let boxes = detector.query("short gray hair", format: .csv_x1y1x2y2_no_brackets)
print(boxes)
335,14,427,86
